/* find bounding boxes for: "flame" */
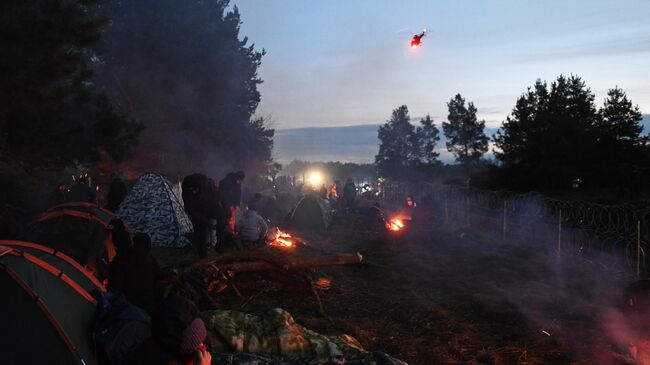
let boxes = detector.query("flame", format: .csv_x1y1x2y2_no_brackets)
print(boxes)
387,218,404,231
270,228,294,248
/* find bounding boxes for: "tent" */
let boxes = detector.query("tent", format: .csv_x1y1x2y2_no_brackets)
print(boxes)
117,173,193,247
289,194,332,230
26,202,122,267
0,241,105,365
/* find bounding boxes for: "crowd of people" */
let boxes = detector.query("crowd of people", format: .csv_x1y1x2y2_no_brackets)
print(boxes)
181,171,270,258
38,169,430,364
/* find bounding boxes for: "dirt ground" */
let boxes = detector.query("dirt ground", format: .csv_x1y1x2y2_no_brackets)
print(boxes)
153,219,637,365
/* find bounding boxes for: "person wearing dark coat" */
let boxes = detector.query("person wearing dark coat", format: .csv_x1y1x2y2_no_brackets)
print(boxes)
109,233,160,313
105,177,128,212
108,219,133,295
343,178,357,210
182,174,211,258
218,171,245,236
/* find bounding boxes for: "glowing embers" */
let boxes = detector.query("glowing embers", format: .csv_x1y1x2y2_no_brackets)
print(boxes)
269,228,295,248
386,218,405,231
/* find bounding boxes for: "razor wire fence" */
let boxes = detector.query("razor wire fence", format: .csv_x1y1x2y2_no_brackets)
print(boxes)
381,183,650,278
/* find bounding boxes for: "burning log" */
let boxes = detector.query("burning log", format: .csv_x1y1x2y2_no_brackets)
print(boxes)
268,228,296,248
386,218,405,231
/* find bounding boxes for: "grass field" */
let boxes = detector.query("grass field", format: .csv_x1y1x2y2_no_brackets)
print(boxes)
153,219,638,365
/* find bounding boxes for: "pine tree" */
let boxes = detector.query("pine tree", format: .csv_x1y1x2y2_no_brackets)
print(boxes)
375,105,415,179
596,87,644,147
415,115,440,165
492,75,636,189
0,0,141,169
442,94,488,167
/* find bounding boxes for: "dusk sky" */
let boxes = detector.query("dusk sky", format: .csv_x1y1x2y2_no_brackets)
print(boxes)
233,0,650,132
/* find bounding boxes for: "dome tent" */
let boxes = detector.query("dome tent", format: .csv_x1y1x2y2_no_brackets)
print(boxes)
117,173,193,247
0,241,105,365
26,202,124,267
289,194,332,230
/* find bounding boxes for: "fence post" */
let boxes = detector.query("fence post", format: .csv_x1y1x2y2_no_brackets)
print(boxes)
466,196,471,226
502,201,507,240
557,210,562,259
444,195,449,221
638,220,642,279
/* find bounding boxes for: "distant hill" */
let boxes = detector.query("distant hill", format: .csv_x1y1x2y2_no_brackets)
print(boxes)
274,115,649,165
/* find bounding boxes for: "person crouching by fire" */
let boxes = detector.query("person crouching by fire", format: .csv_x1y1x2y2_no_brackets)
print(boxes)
235,203,268,249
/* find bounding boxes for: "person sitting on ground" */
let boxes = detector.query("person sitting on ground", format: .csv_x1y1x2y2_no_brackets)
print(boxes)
127,296,211,365
359,202,386,231
236,204,268,248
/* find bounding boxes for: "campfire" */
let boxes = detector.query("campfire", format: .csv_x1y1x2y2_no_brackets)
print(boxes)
386,218,405,232
268,228,295,248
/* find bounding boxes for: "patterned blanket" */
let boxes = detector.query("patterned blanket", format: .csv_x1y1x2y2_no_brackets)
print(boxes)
202,308,407,365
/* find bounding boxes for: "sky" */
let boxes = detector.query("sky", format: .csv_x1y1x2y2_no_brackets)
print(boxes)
232,0,650,163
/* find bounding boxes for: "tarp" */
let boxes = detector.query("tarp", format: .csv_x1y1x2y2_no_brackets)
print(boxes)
0,242,105,365
117,173,193,247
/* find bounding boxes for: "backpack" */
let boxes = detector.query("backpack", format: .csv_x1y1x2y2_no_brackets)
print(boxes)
93,291,151,365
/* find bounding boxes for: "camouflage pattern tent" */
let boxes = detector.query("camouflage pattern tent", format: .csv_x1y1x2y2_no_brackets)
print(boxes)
117,173,193,247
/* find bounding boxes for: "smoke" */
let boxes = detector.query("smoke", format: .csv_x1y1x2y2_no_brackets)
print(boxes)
93,0,271,181
401,185,647,363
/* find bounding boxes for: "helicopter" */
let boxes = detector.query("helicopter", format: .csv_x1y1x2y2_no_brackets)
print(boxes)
410,29,428,49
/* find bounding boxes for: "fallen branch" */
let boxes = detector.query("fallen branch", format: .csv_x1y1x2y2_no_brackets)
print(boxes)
219,252,363,274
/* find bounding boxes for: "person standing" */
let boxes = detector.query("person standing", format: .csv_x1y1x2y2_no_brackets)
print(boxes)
105,177,128,212
218,171,245,237
182,174,210,258
343,178,357,210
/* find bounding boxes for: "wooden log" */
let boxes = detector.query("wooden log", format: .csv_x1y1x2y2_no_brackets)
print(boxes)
221,252,363,274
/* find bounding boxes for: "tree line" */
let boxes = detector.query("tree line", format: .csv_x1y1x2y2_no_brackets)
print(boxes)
376,75,647,194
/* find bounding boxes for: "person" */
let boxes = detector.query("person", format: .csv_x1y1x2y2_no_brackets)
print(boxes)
108,218,133,294
182,174,210,258
127,296,211,365
67,174,96,203
261,195,283,225
109,233,159,313
48,181,68,206
105,177,128,212
360,202,386,231
218,171,245,235
236,204,268,248
319,184,327,199
204,179,221,252
343,178,357,210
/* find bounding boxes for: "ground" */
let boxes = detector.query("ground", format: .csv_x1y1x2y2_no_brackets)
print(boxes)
153,220,637,365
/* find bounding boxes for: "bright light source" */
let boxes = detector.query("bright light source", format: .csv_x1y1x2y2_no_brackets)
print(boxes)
308,171,323,187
